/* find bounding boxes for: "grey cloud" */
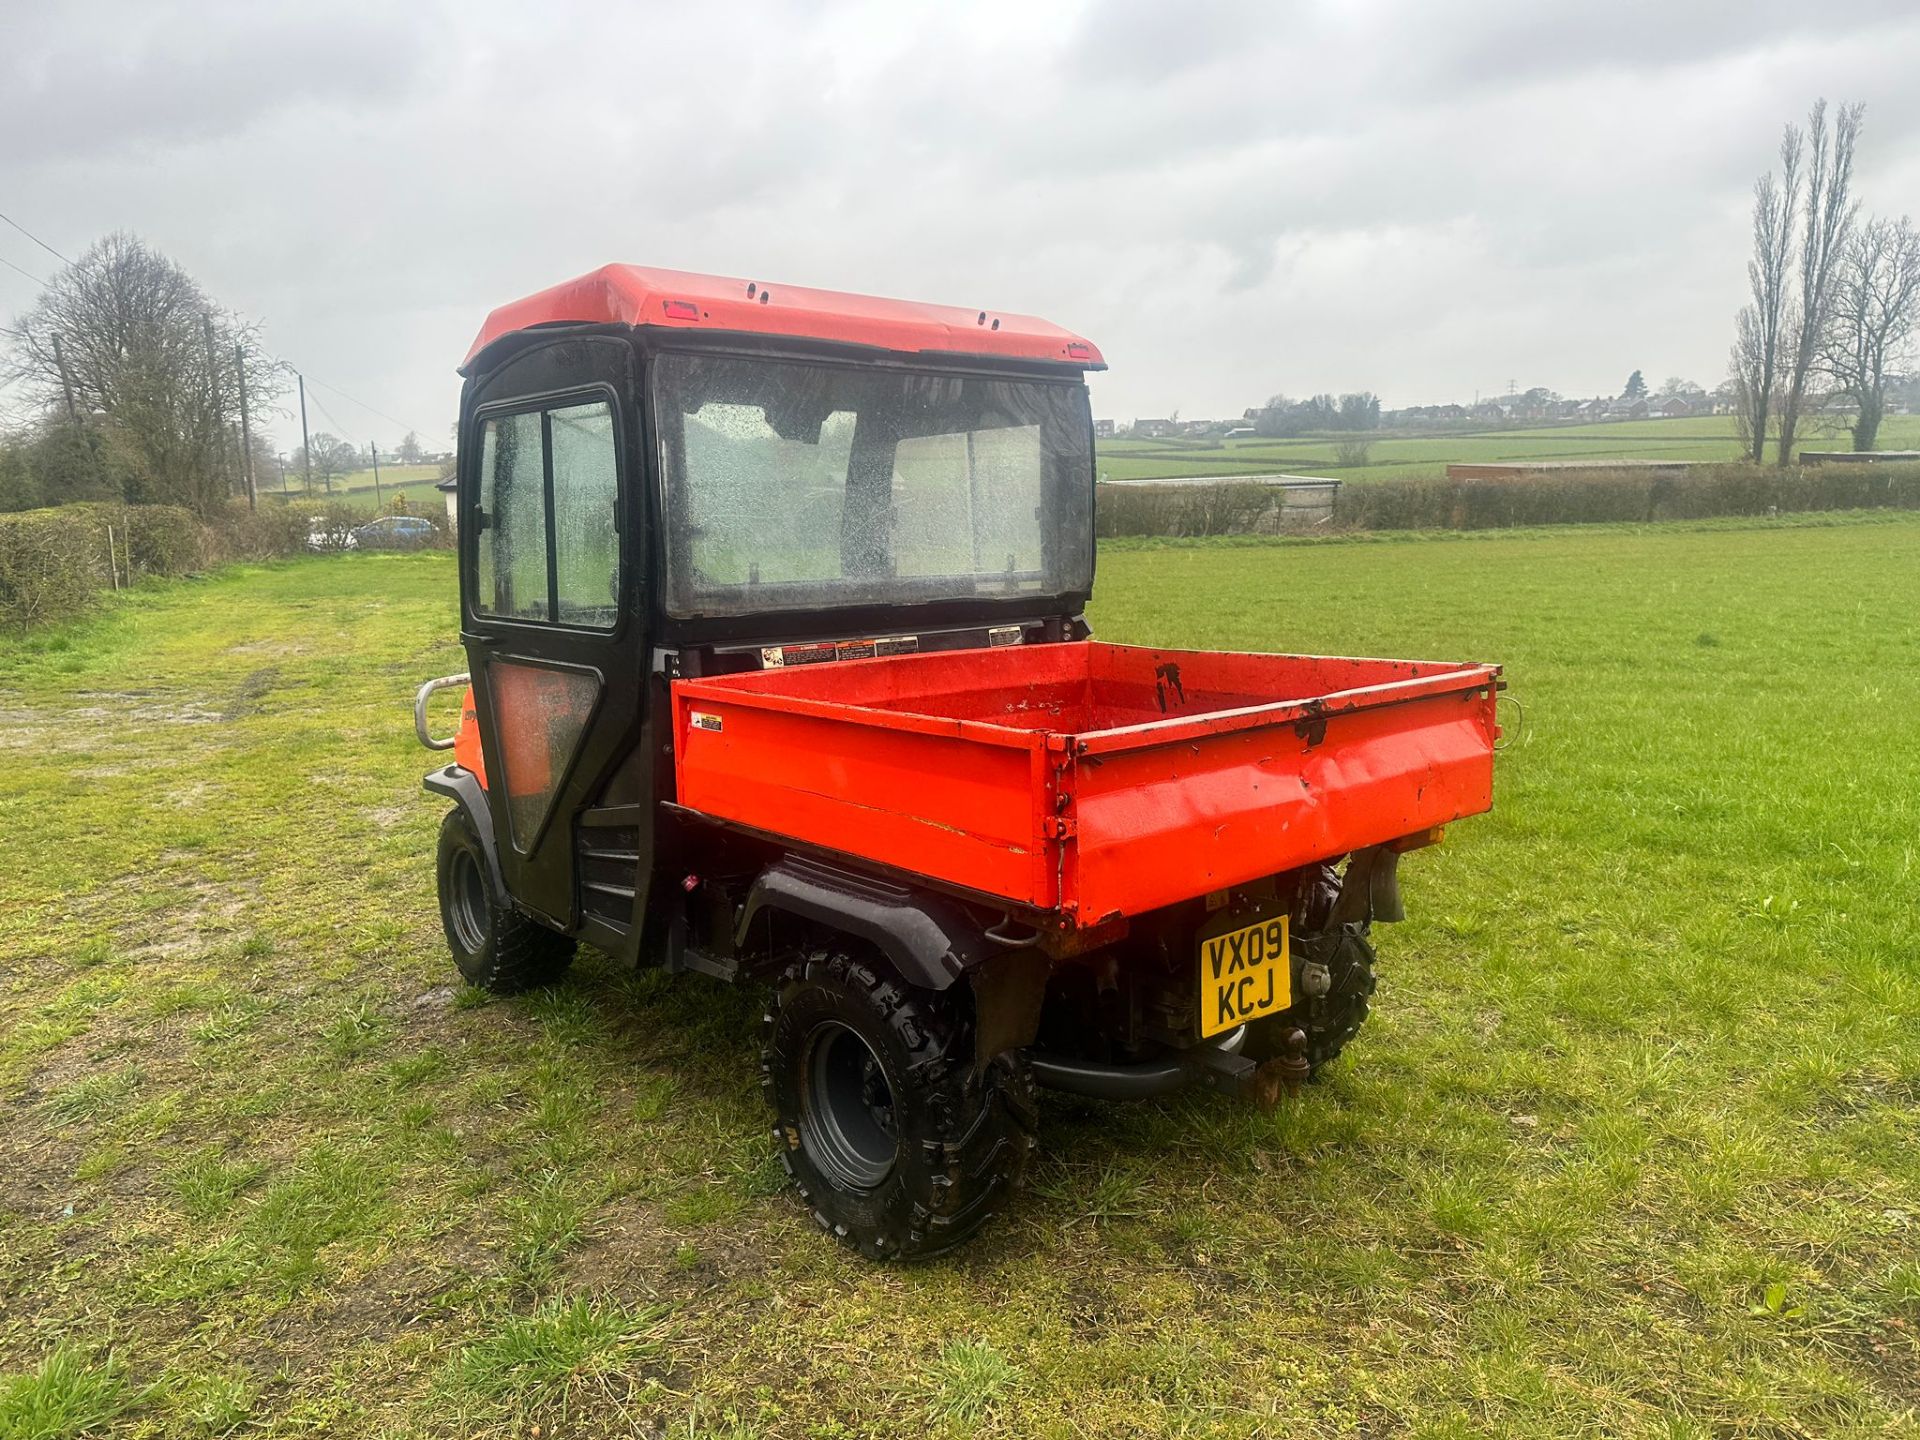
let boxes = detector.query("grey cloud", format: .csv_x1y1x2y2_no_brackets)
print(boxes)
4,0,1919,441
1,2,430,161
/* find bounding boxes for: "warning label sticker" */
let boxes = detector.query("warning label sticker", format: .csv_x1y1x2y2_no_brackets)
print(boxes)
758,635,919,668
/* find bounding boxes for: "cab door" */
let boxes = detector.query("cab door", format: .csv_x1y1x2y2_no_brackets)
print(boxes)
460,336,648,948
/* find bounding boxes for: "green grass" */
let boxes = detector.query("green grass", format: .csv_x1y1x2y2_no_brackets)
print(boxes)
1,527,1918,1434
0,1345,131,1440
447,1295,672,1420
257,463,443,515
1097,412,1920,483
921,1339,1021,1431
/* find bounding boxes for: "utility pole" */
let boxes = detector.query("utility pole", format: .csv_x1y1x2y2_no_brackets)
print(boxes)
369,441,383,512
203,315,228,506
297,371,316,495
233,343,257,511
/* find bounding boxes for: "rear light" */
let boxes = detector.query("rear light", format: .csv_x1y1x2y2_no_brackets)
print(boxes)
661,299,700,320
1065,342,1093,360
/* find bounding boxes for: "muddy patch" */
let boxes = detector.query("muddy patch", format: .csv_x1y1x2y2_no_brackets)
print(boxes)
221,667,281,722
367,802,415,830
227,639,311,658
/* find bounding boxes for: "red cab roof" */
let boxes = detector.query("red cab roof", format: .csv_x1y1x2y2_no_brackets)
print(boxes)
462,264,1105,373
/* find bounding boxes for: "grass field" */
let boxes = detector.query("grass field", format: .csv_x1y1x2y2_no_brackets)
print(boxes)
256,464,443,516
1096,413,1920,484
2,517,1918,1436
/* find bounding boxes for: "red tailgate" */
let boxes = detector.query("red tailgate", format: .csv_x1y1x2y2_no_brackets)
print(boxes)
1061,679,1498,922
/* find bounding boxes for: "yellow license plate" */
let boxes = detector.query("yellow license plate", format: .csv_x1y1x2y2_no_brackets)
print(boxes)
1199,915,1290,1038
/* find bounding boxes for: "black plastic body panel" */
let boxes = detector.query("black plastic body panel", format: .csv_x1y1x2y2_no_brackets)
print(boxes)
423,764,501,891
735,855,1000,992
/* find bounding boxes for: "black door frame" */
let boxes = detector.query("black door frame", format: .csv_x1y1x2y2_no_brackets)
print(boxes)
458,335,650,938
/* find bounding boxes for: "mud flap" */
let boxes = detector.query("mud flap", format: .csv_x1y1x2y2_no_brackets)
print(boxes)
970,947,1051,1073
1330,845,1404,927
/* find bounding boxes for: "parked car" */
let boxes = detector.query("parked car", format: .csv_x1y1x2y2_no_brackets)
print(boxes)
306,515,355,552
351,515,437,551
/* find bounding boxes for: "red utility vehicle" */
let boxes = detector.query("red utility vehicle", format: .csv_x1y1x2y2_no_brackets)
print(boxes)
418,265,1501,1257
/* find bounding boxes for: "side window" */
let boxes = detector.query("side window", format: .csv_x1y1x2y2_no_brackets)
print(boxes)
473,399,620,627
550,402,621,627
476,411,548,621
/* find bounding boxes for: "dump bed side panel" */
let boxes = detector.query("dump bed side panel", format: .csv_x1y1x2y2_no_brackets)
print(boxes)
671,688,1052,906
1066,686,1498,922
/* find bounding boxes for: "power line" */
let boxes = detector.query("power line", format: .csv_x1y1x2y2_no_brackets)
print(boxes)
0,209,70,266
301,385,351,440
295,369,424,437
0,252,46,287
2,204,428,441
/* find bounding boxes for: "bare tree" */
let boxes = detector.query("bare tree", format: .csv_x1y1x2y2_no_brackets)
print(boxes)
1776,100,1864,465
292,433,358,494
1731,137,1801,462
1,233,283,515
1819,216,1920,452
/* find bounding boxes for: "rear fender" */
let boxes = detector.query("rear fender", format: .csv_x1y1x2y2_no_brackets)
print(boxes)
735,856,996,993
424,764,504,896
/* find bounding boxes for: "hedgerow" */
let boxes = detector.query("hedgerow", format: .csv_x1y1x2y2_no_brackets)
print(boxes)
1094,462,1920,538
0,500,364,630
1334,462,1920,530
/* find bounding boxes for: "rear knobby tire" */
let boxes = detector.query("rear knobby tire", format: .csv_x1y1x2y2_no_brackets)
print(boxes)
761,948,1037,1260
435,807,575,993
1243,861,1376,1077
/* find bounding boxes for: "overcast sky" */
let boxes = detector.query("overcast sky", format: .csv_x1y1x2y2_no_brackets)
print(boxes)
5,0,1920,452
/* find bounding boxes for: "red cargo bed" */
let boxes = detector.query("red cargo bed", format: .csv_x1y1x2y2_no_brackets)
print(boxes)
670,641,1500,924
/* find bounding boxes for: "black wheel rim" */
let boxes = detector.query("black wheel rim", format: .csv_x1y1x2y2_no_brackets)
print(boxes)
800,1020,899,1191
447,847,491,955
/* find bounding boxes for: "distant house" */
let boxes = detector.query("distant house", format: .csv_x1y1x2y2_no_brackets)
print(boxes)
1093,419,1116,439
1653,396,1696,418
436,474,457,531
1581,396,1651,421
1133,418,1177,439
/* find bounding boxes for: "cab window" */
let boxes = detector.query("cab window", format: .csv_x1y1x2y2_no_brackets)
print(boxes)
474,399,620,627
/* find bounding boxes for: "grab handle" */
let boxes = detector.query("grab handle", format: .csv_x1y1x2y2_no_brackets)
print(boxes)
414,673,470,751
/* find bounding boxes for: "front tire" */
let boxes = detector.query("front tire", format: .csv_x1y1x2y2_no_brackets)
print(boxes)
762,948,1036,1260
435,807,575,993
